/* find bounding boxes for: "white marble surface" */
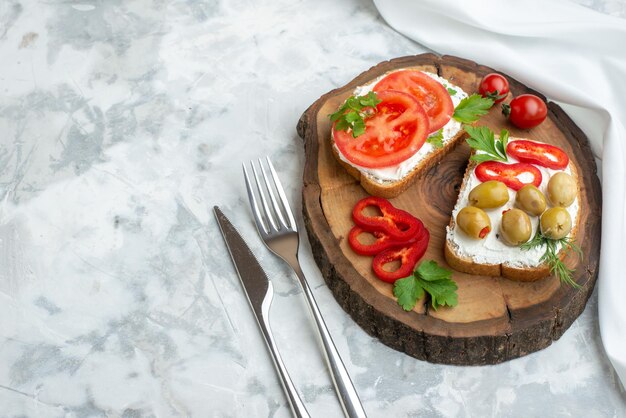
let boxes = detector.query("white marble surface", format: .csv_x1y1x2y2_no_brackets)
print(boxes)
0,0,624,417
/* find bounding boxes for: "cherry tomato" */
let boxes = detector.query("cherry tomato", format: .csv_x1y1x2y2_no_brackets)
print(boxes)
373,70,453,132
333,90,428,168
475,161,542,191
506,140,569,170
478,73,510,103
503,94,547,129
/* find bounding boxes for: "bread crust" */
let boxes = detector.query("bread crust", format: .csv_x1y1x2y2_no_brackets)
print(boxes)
444,156,580,282
331,128,468,199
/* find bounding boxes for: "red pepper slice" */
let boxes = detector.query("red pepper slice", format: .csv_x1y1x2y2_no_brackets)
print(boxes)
506,139,569,170
475,161,542,191
348,224,426,256
371,229,430,283
352,196,421,241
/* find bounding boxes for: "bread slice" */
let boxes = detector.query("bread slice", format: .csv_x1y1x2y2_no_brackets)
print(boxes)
331,128,468,199
330,69,469,199
445,146,580,282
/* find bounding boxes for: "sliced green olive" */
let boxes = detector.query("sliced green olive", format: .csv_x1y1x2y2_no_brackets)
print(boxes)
515,184,547,216
468,180,509,209
540,207,572,240
547,172,577,207
500,209,532,246
457,206,491,239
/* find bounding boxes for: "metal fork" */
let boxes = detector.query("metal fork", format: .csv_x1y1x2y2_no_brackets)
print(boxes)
243,157,367,418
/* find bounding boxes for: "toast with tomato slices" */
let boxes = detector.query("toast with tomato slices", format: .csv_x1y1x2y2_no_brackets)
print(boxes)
444,136,581,282
330,69,471,199
331,131,467,199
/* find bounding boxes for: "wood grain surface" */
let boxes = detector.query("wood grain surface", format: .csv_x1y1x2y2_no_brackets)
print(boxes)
296,54,601,365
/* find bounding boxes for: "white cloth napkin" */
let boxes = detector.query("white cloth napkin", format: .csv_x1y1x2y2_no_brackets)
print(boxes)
373,0,626,385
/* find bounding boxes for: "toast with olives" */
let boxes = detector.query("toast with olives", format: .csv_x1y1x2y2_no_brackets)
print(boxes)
444,146,581,282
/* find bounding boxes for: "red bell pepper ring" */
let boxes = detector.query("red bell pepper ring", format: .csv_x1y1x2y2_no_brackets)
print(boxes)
352,196,421,241
506,139,569,170
372,229,430,283
474,161,542,191
348,224,427,256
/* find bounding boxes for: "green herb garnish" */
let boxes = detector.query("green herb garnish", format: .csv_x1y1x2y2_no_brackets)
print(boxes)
447,87,457,96
453,94,494,123
427,129,444,148
393,260,458,311
484,89,506,102
521,229,582,288
464,125,509,163
329,91,381,138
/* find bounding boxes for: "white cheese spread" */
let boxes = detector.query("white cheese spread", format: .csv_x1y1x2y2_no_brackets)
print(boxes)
446,144,579,268
333,70,468,184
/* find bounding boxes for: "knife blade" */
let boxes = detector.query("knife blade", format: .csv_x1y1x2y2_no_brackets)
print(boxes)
213,206,310,418
214,206,270,319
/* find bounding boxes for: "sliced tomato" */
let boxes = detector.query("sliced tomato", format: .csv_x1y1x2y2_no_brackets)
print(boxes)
475,161,542,191
332,90,428,168
506,140,569,170
373,70,453,132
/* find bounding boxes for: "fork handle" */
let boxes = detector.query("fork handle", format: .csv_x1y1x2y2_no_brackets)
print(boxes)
293,264,368,418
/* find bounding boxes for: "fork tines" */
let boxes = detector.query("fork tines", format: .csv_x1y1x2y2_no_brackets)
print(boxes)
243,157,297,236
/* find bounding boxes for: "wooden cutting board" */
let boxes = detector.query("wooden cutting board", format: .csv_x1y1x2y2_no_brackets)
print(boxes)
296,54,601,365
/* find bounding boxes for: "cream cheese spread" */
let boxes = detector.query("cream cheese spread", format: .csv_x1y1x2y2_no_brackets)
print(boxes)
446,143,579,268
333,70,468,184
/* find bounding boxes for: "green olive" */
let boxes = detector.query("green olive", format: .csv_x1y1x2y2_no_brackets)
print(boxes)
547,172,577,207
500,209,532,246
540,207,572,240
468,180,509,209
456,206,491,239
515,184,547,216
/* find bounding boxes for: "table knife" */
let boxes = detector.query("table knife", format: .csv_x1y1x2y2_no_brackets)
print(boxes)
214,206,310,418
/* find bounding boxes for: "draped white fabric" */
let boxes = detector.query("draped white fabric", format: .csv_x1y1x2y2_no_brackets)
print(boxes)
373,0,626,385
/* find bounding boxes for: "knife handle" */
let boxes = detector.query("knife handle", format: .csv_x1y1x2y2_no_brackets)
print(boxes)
258,287,311,418
292,263,368,418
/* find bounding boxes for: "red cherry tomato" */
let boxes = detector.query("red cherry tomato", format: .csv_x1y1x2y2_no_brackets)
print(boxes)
475,161,542,191
371,230,430,283
478,73,510,103
506,140,569,170
373,70,453,132
333,90,429,168
503,94,547,129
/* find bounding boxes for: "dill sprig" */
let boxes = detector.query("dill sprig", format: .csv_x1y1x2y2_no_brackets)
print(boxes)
521,228,582,288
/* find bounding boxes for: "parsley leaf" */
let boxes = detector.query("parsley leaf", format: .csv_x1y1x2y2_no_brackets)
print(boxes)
416,260,452,282
427,129,444,148
447,87,457,96
496,128,509,157
329,91,381,138
394,275,425,311
453,94,494,123
521,228,582,288
393,260,458,311
420,276,458,309
465,125,509,163
358,92,380,108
